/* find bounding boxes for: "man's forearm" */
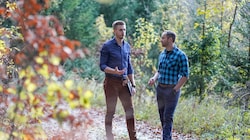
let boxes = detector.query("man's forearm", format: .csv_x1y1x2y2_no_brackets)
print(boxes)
104,66,125,76
104,67,115,74
153,72,159,81
128,74,136,86
174,77,188,91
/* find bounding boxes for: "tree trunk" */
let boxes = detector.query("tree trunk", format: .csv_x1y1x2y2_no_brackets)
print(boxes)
199,0,207,102
227,4,238,48
248,26,250,80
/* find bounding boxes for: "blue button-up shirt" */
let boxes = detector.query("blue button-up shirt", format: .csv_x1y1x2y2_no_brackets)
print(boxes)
100,38,134,78
158,45,189,85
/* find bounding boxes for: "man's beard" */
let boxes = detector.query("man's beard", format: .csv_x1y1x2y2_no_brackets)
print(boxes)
118,35,124,40
161,43,166,47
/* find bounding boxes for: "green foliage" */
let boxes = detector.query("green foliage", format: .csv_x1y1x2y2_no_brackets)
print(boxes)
148,0,248,99
87,77,250,139
63,57,104,82
174,96,249,139
131,18,159,107
234,1,250,80
44,0,248,98
220,46,248,84
44,0,100,48
95,14,113,43
94,0,115,4
134,99,159,125
65,1,100,47
151,0,188,38
1,0,249,139
133,18,158,70
99,0,157,37
183,26,221,99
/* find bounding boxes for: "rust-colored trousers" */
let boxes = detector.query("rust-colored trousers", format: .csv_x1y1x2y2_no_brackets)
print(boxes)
103,77,137,140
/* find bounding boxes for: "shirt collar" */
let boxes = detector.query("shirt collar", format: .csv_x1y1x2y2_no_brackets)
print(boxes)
111,37,124,46
164,44,178,54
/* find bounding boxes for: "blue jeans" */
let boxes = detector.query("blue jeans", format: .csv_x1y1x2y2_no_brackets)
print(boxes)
156,85,180,140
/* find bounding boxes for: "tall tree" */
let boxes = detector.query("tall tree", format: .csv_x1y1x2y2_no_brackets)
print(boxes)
235,1,250,81
99,0,157,37
43,0,100,48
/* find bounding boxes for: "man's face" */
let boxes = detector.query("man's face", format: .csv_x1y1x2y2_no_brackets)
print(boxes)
160,34,170,47
114,25,126,40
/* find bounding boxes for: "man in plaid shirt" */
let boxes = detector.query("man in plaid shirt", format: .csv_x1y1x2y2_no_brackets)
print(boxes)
148,30,189,140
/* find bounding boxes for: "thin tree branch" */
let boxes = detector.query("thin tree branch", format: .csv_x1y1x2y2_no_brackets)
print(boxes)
228,4,238,48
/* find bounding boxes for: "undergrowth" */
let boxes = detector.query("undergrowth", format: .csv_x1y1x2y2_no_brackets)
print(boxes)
175,96,249,139
86,75,249,139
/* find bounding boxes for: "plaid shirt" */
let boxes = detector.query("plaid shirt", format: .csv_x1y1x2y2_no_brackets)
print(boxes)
158,45,189,85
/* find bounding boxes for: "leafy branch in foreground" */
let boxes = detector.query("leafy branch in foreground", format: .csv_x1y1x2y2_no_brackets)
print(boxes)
0,0,92,139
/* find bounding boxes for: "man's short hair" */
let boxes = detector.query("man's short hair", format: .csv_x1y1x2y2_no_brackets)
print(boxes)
112,20,126,29
163,30,176,42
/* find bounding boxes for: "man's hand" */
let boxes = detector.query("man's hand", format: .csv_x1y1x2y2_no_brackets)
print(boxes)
131,87,136,96
170,88,177,94
122,79,128,86
115,66,126,75
148,77,156,86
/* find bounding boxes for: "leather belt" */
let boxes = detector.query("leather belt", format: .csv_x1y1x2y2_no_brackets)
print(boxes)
158,83,175,88
105,75,124,81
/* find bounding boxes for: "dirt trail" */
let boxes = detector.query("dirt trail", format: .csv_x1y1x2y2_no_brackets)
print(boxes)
42,108,197,140
0,92,196,140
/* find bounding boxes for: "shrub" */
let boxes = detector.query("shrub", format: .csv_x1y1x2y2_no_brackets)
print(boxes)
63,57,104,82
174,95,249,139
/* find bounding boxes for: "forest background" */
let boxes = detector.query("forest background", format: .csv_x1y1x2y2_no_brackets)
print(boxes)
0,0,249,139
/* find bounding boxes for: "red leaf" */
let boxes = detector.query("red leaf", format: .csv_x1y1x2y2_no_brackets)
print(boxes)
0,8,6,15
14,53,27,65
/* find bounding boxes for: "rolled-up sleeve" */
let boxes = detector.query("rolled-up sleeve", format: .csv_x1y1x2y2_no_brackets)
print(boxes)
179,53,189,78
100,44,109,71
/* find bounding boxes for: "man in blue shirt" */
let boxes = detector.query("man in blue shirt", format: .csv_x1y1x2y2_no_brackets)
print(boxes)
148,30,189,140
100,20,137,140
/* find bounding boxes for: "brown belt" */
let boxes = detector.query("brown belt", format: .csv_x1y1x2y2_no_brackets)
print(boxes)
158,83,175,88
105,76,124,81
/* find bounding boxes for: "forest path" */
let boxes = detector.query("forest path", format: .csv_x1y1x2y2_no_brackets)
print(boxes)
43,107,197,140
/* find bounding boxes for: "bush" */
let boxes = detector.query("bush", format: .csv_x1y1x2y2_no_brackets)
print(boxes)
174,95,249,139
63,57,104,82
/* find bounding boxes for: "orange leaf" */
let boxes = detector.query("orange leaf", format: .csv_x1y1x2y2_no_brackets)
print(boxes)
14,53,27,65
69,93,74,100
0,8,6,15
